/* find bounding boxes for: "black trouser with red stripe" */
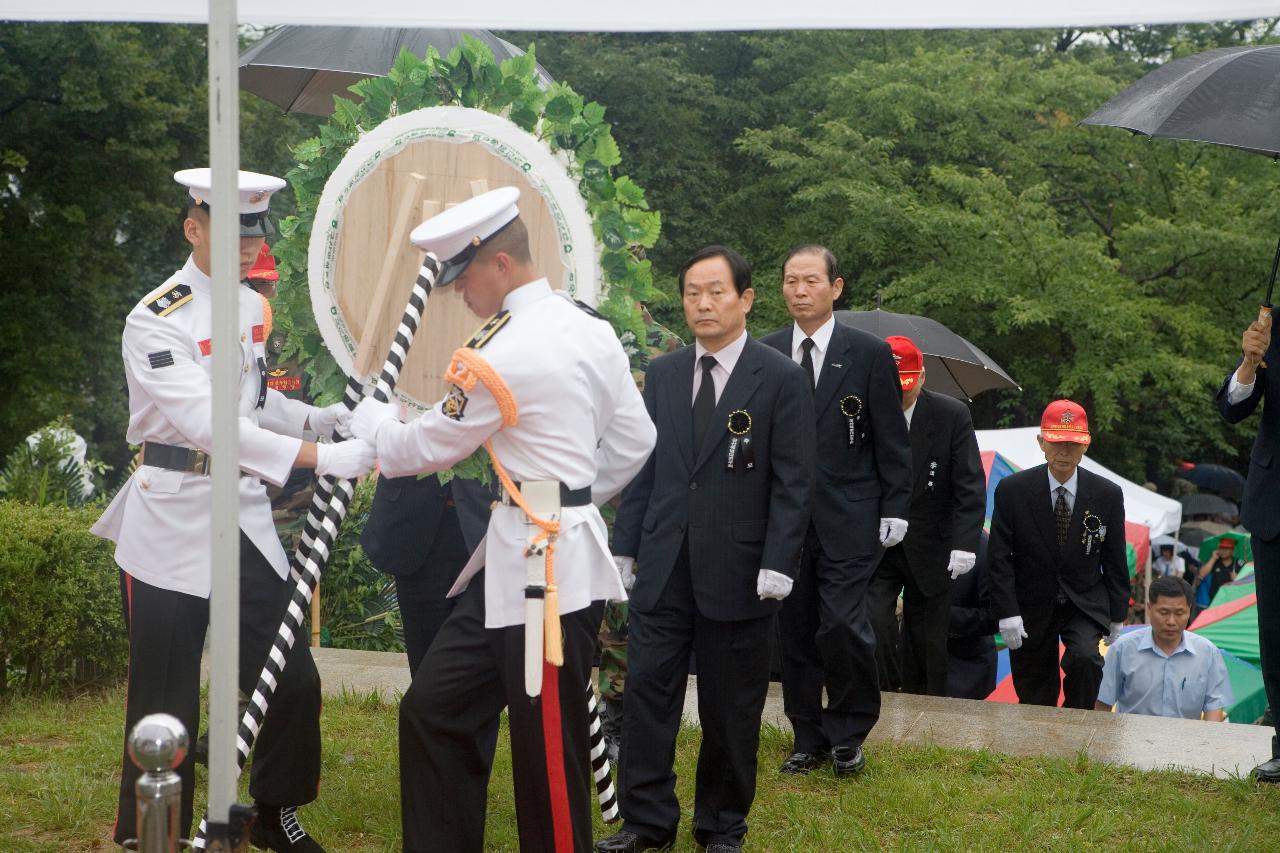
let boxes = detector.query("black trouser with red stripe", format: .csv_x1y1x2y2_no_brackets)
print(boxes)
113,533,322,845
399,572,602,853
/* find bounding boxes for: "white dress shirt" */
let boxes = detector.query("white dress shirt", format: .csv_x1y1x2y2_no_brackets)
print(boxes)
692,328,749,404
904,400,918,430
1227,371,1255,405
788,314,836,386
1049,467,1079,515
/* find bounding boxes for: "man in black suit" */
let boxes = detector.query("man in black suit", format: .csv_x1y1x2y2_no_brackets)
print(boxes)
362,474,494,674
596,245,815,853
987,400,1129,709
759,246,912,777
867,335,985,697
1217,308,1280,782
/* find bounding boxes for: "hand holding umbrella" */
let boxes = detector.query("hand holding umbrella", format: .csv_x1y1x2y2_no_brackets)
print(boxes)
1239,310,1272,382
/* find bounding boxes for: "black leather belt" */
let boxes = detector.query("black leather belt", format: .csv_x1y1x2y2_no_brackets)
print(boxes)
501,481,592,508
141,441,210,476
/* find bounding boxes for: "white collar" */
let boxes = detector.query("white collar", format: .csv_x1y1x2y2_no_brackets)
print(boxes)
791,314,836,357
502,278,552,312
695,328,749,372
904,400,918,426
182,255,212,294
1048,466,1079,499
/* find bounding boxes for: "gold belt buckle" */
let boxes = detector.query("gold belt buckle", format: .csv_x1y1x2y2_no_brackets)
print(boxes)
189,449,210,475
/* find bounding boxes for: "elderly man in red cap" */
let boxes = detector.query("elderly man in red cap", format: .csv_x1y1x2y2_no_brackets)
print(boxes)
986,400,1129,708
867,336,985,697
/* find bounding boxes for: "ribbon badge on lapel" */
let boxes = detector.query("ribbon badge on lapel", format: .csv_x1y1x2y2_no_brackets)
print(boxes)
840,395,865,447
1082,511,1106,557
726,409,755,471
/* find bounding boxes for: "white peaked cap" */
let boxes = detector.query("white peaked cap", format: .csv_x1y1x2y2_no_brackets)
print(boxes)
410,186,521,286
174,168,286,214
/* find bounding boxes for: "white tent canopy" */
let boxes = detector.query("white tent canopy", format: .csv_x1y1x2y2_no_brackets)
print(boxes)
977,427,1183,539
6,1,1278,29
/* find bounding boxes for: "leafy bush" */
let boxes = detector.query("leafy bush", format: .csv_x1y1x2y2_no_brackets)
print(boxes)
0,417,106,507
0,499,128,694
314,475,403,652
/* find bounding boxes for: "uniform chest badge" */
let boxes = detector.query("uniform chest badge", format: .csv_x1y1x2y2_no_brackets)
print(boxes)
840,394,866,447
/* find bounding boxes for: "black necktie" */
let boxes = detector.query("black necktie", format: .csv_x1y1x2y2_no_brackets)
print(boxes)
800,337,816,391
1055,486,1070,551
693,354,717,451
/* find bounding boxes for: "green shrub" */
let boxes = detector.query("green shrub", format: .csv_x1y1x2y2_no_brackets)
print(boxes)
314,475,402,653
0,499,128,694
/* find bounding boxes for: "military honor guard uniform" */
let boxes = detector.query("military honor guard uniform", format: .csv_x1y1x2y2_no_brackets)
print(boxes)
350,187,656,853
92,169,376,852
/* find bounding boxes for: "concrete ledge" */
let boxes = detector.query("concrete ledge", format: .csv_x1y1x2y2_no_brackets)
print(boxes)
207,648,1273,779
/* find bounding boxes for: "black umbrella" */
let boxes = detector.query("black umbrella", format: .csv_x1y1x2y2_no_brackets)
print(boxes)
1179,493,1238,519
834,309,1018,400
1081,45,1280,307
239,27,553,116
1182,463,1246,501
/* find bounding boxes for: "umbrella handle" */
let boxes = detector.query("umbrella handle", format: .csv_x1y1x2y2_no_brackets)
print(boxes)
1265,231,1280,308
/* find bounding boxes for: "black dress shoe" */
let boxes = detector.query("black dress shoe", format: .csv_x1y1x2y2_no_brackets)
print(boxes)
1254,756,1280,783
594,829,675,852
832,744,866,776
250,805,326,852
780,751,828,774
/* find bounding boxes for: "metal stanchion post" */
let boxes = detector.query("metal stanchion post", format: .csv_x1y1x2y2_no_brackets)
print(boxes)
123,713,189,852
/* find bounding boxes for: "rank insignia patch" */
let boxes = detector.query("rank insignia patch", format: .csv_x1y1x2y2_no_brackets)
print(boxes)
147,350,175,369
441,385,469,421
146,283,193,317
464,310,511,350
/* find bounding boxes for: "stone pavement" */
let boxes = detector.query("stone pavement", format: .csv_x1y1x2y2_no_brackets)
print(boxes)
210,647,1274,779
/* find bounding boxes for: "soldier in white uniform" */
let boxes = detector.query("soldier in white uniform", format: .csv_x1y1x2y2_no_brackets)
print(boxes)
351,187,656,853
92,169,376,852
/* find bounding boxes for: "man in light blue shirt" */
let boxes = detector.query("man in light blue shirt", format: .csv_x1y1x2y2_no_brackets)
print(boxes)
1096,576,1232,721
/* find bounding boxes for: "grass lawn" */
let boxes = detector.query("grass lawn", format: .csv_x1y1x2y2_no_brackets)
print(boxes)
3,685,1280,851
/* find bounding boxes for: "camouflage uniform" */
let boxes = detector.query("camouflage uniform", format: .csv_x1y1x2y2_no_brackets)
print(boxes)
598,309,683,761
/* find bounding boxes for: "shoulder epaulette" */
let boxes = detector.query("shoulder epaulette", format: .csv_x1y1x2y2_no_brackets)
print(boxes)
145,282,193,317
464,310,511,349
572,298,607,320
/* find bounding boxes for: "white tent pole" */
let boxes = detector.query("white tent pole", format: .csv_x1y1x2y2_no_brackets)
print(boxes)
206,0,243,837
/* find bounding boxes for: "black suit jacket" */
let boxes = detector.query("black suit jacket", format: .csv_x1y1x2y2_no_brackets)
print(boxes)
361,474,494,576
1217,342,1280,541
613,336,816,621
948,530,997,658
759,322,911,560
987,465,1129,635
893,389,986,595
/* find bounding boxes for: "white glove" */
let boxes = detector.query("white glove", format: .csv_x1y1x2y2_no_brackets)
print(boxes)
615,556,636,591
351,397,400,443
879,517,909,549
756,569,794,601
1104,622,1124,647
947,550,977,580
999,615,1028,651
314,439,376,480
308,402,352,439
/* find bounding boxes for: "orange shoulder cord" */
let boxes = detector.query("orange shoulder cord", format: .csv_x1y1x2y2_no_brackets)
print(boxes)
444,347,565,667
258,293,273,340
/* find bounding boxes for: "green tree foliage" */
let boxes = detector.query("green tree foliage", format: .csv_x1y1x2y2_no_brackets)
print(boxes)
0,24,315,478
530,27,1278,482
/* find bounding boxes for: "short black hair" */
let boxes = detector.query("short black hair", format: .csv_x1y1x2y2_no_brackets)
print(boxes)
1149,575,1194,606
678,245,752,295
784,244,840,282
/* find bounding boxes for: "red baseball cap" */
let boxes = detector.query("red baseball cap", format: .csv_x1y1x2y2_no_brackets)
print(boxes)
247,243,278,282
1040,399,1091,445
886,336,924,390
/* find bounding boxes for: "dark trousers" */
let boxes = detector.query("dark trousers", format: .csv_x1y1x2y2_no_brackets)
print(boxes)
399,574,602,853
620,548,773,847
867,546,951,696
114,533,322,844
1009,599,1103,709
395,499,471,677
1252,534,1280,756
779,524,880,753
946,639,998,701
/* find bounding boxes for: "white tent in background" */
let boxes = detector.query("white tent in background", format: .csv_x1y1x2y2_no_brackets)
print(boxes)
977,427,1183,539
5,1,1276,28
